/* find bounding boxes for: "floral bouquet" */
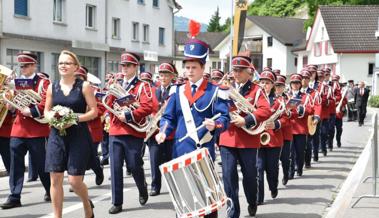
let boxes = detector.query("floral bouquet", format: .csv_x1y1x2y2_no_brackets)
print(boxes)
45,105,78,136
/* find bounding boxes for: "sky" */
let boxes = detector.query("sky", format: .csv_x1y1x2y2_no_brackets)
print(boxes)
176,0,254,24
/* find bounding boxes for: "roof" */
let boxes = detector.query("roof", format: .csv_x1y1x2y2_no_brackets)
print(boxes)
175,31,228,57
247,16,306,46
319,5,379,53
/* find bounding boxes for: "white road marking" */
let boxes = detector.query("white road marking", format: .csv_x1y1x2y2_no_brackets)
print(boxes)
39,188,131,218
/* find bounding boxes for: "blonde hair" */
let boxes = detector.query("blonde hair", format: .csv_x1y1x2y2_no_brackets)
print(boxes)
60,50,80,66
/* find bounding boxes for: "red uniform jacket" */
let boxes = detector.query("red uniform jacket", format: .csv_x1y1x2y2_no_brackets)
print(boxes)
0,112,14,138
288,91,312,135
107,77,153,138
314,82,331,120
328,81,340,115
262,95,289,148
220,80,271,149
11,74,50,138
336,89,348,119
88,87,106,143
279,93,293,141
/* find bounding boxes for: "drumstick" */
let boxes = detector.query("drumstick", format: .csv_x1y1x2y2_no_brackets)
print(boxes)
160,121,168,134
178,113,221,143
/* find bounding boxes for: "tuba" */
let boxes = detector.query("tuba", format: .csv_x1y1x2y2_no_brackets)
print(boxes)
2,88,48,124
102,82,152,132
0,65,13,127
228,85,264,135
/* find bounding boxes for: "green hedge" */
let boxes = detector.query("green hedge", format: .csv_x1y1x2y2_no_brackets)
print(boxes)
369,95,379,108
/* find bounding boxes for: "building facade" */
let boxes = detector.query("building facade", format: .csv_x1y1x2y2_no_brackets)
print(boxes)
293,6,379,86
215,16,306,75
0,0,179,81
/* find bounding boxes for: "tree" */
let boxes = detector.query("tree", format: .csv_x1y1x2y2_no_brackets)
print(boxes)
222,17,231,33
207,7,223,32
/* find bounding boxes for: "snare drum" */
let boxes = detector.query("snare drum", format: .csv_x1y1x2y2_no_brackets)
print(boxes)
160,148,227,218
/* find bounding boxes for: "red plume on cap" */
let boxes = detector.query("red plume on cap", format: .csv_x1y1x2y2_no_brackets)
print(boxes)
189,20,201,38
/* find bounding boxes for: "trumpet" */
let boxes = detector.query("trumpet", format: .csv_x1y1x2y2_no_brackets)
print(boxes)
101,83,152,133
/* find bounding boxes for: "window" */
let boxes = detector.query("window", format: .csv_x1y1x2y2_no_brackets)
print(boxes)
140,63,145,73
78,56,100,77
86,5,96,28
107,60,120,73
112,18,120,39
153,0,159,7
137,0,145,5
267,36,273,47
314,42,322,57
267,58,272,68
325,41,332,55
294,57,298,67
14,0,28,16
369,63,375,76
159,27,165,45
132,22,139,41
53,0,64,22
143,24,149,43
7,49,42,71
303,56,308,67
212,62,217,69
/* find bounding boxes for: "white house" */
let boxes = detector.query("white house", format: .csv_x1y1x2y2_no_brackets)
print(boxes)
0,0,180,81
293,5,379,86
215,16,306,75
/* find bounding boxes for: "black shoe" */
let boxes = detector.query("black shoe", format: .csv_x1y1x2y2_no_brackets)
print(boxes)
337,143,341,148
313,156,319,162
0,199,21,209
257,201,263,206
108,205,122,214
27,178,37,183
126,169,132,176
305,163,311,169
69,187,74,192
100,159,109,166
271,190,278,199
44,193,51,202
282,177,288,185
217,161,222,166
288,173,294,180
247,204,257,216
89,200,94,218
323,150,327,157
95,169,104,186
297,169,303,177
329,147,333,152
149,190,160,196
139,194,148,205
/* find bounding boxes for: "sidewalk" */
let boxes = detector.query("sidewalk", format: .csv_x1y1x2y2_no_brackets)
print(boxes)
341,108,379,218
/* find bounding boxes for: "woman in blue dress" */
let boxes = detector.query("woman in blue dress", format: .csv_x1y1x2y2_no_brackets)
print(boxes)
44,50,98,218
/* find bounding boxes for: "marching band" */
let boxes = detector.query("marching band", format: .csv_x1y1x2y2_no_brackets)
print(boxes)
0,31,353,218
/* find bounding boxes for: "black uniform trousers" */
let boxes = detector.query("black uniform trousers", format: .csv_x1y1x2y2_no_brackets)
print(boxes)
335,118,343,146
8,137,50,202
147,137,173,193
220,146,258,218
109,135,147,206
257,147,281,203
0,137,11,173
289,135,306,176
280,140,291,179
